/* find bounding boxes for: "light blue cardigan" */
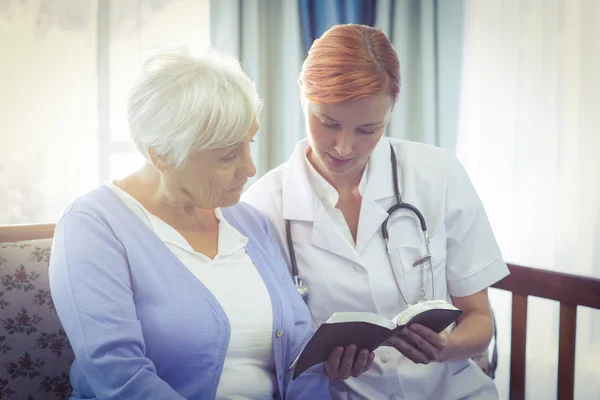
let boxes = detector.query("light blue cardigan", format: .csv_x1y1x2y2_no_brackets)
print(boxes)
49,185,330,400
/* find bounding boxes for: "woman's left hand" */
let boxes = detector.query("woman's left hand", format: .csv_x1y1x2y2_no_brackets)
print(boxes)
324,345,375,380
388,323,453,364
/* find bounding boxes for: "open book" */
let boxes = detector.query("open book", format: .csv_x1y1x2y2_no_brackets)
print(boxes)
291,300,462,379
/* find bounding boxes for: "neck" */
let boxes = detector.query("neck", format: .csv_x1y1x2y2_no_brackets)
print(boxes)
116,163,217,231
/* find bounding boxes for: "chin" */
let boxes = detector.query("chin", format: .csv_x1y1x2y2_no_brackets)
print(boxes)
220,192,242,208
323,158,359,176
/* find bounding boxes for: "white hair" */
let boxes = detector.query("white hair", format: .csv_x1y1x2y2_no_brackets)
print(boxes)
127,48,262,169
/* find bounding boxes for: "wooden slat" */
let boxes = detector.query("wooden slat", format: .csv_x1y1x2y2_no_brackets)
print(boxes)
510,293,528,400
557,303,577,400
0,224,56,242
493,264,600,309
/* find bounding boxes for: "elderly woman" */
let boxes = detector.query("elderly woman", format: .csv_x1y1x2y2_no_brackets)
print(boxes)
48,50,373,400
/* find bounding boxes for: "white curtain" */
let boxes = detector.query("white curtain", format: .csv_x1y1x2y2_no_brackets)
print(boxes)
376,0,465,151
210,0,305,181
457,1,600,398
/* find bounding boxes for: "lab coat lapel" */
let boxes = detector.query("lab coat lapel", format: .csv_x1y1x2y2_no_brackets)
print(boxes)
310,201,364,266
355,138,399,254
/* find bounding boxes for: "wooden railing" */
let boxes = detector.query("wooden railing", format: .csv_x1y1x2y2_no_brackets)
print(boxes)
0,223,56,242
491,263,600,400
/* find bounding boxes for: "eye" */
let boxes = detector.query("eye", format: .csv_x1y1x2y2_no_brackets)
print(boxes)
222,153,237,163
322,121,340,129
357,128,376,135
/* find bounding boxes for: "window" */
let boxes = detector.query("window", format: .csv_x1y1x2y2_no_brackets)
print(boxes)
457,1,599,398
0,0,210,224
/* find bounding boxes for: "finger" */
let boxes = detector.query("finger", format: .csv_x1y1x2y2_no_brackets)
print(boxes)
325,346,345,379
388,336,430,364
351,349,369,377
364,352,375,372
401,328,438,360
338,345,357,379
409,324,445,347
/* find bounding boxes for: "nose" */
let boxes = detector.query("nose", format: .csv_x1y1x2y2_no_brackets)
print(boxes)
238,152,256,179
334,130,353,157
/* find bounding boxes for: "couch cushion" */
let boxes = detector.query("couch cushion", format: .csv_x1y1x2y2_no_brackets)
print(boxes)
0,239,73,399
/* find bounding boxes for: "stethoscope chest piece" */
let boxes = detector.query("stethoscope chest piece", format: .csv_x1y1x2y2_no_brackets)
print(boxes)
294,276,309,303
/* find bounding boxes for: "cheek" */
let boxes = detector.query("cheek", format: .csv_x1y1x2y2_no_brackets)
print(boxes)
180,166,231,197
356,133,384,159
307,119,331,149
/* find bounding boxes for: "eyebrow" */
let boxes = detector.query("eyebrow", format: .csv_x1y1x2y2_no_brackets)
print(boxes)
316,112,383,127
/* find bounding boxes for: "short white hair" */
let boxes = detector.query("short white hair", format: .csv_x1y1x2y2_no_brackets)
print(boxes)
127,48,262,168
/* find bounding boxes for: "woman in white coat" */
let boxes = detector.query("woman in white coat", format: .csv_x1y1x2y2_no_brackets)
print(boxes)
242,24,509,399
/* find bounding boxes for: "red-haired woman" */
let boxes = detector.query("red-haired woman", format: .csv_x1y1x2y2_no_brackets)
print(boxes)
243,24,508,399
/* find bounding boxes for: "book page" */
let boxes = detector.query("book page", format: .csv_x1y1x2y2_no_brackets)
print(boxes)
394,300,459,326
327,312,396,330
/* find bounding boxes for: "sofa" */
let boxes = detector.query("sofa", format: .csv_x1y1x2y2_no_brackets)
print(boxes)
0,224,72,399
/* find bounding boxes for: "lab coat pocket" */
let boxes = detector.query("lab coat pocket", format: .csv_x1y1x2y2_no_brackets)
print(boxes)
392,234,447,302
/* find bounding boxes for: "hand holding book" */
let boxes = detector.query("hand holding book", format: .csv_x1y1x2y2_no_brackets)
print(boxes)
323,344,375,380
291,300,462,379
385,322,453,365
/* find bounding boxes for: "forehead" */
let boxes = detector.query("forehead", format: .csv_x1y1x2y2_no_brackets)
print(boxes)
309,92,392,124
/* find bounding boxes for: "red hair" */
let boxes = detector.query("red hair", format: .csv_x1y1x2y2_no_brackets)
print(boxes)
299,24,400,105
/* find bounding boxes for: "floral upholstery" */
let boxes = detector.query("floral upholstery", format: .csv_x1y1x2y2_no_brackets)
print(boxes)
0,240,72,399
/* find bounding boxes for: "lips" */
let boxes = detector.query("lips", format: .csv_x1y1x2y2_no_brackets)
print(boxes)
229,181,247,192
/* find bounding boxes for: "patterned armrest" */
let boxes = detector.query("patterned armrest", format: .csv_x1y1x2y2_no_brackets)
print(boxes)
0,240,73,399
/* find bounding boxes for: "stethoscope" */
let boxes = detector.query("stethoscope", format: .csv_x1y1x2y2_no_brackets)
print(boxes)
285,142,436,307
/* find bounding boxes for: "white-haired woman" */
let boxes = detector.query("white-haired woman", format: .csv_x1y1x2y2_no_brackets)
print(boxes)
48,50,373,400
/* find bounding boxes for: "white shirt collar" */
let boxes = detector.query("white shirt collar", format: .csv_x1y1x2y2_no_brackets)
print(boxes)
303,149,369,208
282,138,398,221
108,183,248,259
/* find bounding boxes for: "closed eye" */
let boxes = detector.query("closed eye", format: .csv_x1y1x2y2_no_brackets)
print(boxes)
222,152,237,162
357,128,376,135
322,121,340,129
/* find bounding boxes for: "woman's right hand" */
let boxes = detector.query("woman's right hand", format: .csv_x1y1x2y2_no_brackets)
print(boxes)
387,324,452,364
324,345,375,380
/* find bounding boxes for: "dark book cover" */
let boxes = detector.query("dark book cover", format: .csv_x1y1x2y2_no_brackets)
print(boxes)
291,308,462,379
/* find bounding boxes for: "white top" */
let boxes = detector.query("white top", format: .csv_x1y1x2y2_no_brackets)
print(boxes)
108,183,276,400
242,138,509,400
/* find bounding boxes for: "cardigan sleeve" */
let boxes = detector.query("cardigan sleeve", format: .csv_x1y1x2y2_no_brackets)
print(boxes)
49,210,186,400
260,215,332,399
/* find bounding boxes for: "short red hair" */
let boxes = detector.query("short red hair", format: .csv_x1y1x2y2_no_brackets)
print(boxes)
299,24,400,105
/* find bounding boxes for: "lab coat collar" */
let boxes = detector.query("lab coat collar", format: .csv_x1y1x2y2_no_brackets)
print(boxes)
282,137,399,222
282,139,363,265
363,137,399,202
353,138,399,254
282,139,316,221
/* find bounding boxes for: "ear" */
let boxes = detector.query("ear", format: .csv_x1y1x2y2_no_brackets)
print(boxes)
148,147,171,172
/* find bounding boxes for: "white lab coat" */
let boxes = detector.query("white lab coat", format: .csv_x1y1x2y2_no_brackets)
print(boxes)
242,137,509,400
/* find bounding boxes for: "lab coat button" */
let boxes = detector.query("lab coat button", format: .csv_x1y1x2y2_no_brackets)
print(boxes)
380,351,389,363
276,329,284,338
